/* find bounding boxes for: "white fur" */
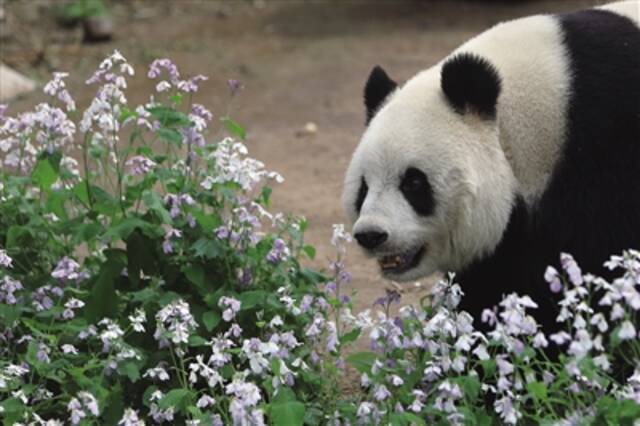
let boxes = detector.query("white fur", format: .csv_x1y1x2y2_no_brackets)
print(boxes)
343,2,638,281
452,15,571,206
344,66,516,279
599,1,640,25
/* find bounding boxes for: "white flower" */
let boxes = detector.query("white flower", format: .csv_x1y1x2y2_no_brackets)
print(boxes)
154,299,198,346
143,365,170,381
472,343,490,360
532,332,549,348
156,81,172,92
549,331,572,345
618,320,636,340
128,308,146,332
373,384,391,401
494,395,521,424
0,249,12,268
118,408,145,426
196,395,216,409
611,303,626,321
61,344,79,355
388,375,404,386
219,296,241,322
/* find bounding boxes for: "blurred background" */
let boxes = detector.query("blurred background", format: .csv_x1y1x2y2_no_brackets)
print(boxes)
0,0,609,313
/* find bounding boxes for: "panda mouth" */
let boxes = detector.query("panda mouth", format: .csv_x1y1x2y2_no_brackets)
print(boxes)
378,246,426,274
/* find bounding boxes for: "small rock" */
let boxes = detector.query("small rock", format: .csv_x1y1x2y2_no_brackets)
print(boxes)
295,122,318,138
0,64,36,102
83,15,113,43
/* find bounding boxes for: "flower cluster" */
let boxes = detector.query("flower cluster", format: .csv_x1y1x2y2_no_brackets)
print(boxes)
1,51,638,426
148,58,208,94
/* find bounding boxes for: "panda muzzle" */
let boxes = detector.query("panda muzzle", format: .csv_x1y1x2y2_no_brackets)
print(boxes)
378,246,426,273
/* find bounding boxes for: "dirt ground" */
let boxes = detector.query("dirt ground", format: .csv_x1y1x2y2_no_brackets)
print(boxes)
3,0,605,316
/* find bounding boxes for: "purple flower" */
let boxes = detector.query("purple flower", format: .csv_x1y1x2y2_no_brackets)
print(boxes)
560,253,584,285
544,266,563,293
36,342,51,363
51,256,81,283
176,74,208,93
32,285,57,311
148,58,180,82
219,296,241,322
215,225,230,240
237,267,252,286
227,79,244,96
373,384,391,401
118,408,144,426
162,227,182,255
191,103,213,122
63,298,85,319
44,72,76,111
125,155,156,176
0,276,22,304
324,281,337,295
266,238,290,265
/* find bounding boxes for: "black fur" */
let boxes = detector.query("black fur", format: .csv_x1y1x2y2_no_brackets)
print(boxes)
364,66,397,124
400,167,435,216
441,53,502,119
457,9,640,336
355,177,368,214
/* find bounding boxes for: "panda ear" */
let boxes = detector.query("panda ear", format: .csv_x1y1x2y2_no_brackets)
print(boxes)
364,65,397,124
441,53,501,119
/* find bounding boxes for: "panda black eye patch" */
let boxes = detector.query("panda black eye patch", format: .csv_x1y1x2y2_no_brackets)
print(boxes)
400,167,435,216
355,177,368,214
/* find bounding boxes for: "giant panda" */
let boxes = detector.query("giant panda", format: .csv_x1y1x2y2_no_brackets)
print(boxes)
343,1,640,332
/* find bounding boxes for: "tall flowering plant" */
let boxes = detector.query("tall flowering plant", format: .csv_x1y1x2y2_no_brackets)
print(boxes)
1,51,639,425
335,253,640,425
0,51,353,425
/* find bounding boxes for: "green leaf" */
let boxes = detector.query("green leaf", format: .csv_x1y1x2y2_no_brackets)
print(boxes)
159,388,190,411
118,361,141,382
188,335,208,347
142,190,172,223
239,291,267,311
191,238,223,259
191,210,220,233
260,186,272,206
5,225,32,249
31,157,58,191
0,397,26,424
202,311,220,332
300,268,328,284
147,106,192,128
457,375,481,401
0,304,21,327
270,401,305,426
346,352,378,374
102,384,125,425
340,328,361,345
85,249,126,322
184,264,205,288
526,381,548,401
46,190,69,220
105,217,160,241
302,245,316,260
156,128,183,145
221,117,246,140
400,412,426,426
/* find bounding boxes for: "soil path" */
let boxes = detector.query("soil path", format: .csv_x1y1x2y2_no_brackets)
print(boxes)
5,0,599,315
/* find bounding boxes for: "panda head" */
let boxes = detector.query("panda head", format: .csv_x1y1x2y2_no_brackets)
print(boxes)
343,53,517,281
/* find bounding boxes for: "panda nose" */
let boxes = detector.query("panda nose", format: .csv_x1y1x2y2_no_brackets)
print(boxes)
354,231,388,250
